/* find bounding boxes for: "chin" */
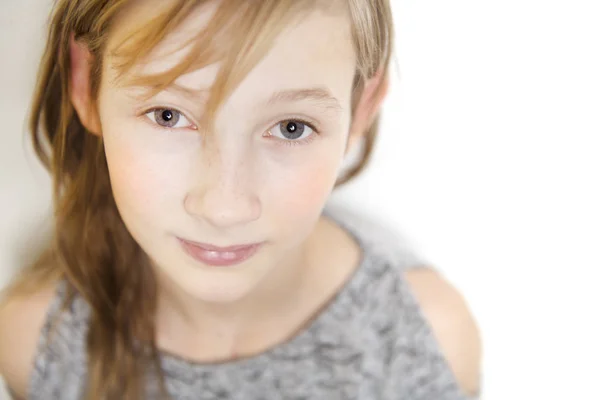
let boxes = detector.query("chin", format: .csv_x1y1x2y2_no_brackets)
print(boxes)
182,279,257,304
165,262,263,305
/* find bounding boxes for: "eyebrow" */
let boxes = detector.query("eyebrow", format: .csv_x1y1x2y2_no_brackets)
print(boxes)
128,84,343,112
167,84,344,111
122,83,209,103
266,87,344,112
166,83,210,101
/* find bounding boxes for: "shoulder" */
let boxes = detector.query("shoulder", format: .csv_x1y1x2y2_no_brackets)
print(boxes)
0,281,59,399
404,268,482,397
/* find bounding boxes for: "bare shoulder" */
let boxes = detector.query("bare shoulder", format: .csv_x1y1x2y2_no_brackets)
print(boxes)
404,268,482,397
0,281,59,399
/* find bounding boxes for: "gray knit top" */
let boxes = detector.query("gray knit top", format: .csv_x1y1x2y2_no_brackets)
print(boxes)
27,207,469,399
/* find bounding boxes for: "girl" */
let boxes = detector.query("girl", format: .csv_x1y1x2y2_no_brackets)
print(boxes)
0,0,481,399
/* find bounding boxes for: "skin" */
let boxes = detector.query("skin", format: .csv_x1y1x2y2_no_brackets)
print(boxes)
91,1,383,358
0,1,481,397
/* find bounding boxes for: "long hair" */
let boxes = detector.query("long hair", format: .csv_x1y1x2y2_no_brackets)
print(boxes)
1,0,395,398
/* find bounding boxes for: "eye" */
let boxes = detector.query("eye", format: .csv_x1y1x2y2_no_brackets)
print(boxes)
268,120,315,141
145,108,195,129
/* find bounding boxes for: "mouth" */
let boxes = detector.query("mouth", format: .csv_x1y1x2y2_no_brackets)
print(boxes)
177,237,264,267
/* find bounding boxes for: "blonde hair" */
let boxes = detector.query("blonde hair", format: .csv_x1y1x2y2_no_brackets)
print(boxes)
1,0,394,398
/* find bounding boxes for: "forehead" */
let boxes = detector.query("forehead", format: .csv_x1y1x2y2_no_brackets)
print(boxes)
105,0,357,106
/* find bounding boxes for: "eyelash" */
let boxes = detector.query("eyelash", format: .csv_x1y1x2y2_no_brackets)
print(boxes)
266,117,320,147
141,106,321,147
143,107,197,131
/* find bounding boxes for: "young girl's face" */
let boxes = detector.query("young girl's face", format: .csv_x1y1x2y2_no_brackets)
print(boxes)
97,2,358,303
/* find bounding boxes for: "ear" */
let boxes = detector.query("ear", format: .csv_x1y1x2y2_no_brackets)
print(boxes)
346,68,390,153
69,34,101,135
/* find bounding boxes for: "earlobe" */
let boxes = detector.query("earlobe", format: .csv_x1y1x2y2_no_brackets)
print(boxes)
69,34,101,135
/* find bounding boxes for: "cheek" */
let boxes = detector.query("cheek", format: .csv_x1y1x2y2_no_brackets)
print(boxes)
262,143,343,225
279,165,334,208
107,150,166,212
101,124,193,223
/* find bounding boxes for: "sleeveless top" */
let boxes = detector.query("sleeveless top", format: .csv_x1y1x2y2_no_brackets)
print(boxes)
26,207,470,400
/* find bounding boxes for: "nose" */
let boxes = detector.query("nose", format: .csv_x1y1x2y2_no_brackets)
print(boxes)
184,152,261,230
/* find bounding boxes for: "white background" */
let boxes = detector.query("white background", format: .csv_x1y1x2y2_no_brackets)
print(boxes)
1,0,599,399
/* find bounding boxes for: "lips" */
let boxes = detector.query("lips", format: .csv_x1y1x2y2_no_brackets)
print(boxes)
177,238,263,267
